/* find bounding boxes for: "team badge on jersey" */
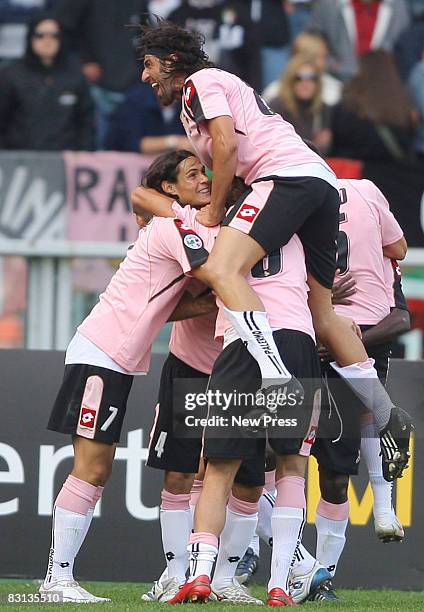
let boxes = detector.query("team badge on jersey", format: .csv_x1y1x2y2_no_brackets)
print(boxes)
184,234,203,250
236,203,260,223
174,219,209,268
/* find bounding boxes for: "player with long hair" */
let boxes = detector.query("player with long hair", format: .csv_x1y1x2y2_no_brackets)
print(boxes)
137,18,412,482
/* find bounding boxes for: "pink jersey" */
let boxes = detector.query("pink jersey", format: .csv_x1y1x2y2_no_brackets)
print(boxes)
181,68,337,187
383,258,396,309
334,179,404,325
170,313,222,374
78,217,198,373
172,203,315,341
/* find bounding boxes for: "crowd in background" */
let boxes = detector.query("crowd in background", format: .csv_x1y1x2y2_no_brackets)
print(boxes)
0,0,424,162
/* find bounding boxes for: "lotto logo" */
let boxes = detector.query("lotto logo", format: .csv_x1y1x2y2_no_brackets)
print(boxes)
304,425,317,445
79,406,97,430
236,203,260,222
184,80,196,106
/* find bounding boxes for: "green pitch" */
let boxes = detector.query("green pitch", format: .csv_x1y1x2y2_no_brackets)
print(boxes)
0,581,423,611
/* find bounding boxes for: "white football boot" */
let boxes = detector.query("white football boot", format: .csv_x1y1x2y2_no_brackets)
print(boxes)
39,580,110,603
212,578,263,604
290,560,332,604
375,512,404,543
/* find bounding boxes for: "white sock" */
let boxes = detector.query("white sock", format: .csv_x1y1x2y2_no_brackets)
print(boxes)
158,567,169,585
249,533,260,556
361,423,394,519
291,543,317,578
315,501,349,577
330,360,392,430
160,509,192,583
188,540,218,580
223,308,292,382
212,507,258,590
160,491,192,583
256,491,275,547
268,507,305,592
47,507,87,583
74,486,104,558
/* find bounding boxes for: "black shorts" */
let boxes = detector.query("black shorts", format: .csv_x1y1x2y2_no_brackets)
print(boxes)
203,329,321,463
147,352,265,487
147,353,207,473
222,176,340,289
47,364,133,445
312,335,391,476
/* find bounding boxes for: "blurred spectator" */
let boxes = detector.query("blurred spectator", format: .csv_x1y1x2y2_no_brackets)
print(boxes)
219,0,290,91
168,0,223,64
257,0,291,89
106,82,190,153
284,0,314,40
217,1,262,90
0,0,56,61
331,50,416,162
395,2,424,80
54,0,147,148
268,54,332,154
262,31,343,107
406,0,424,17
408,44,424,157
147,0,181,18
0,14,94,150
307,0,410,81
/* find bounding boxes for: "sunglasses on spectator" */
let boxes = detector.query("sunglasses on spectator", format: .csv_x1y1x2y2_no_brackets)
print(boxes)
295,72,319,81
33,31,61,39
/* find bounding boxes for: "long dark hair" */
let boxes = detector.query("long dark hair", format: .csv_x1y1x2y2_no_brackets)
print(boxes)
25,13,65,68
144,149,194,195
343,50,414,128
137,17,213,78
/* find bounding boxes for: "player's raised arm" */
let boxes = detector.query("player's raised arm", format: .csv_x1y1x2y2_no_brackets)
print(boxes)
131,185,175,219
196,116,238,227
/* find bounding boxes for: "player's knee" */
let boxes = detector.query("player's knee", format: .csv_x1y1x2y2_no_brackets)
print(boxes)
200,259,241,292
319,467,348,504
73,459,112,487
164,471,194,495
232,483,262,503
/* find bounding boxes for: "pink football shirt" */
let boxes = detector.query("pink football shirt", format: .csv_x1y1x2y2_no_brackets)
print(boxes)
334,179,404,325
181,68,337,187
170,313,222,374
172,203,315,341
78,217,197,373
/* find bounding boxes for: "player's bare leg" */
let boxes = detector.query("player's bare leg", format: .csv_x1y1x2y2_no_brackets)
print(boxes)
72,436,115,485
41,436,113,603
